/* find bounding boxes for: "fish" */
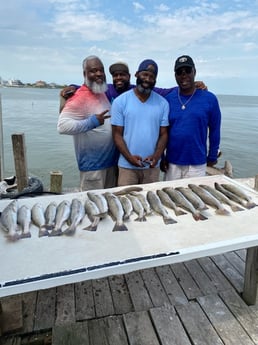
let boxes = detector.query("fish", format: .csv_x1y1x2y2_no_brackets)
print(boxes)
44,201,57,230
118,195,133,221
104,192,128,231
175,187,209,211
63,198,85,236
188,184,230,216
0,200,20,241
17,205,32,238
127,194,147,222
0,176,44,199
146,191,177,225
221,183,257,209
156,189,187,216
162,187,207,221
49,200,71,236
129,191,153,216
214,182,254,209
84,198,101,231
113,186,143,196
206,160,233,178
31,203,49,237
199,184,244,212
87,192,108,218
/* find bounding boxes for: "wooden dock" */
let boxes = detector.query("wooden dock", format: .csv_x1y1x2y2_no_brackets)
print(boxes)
2,248,258,344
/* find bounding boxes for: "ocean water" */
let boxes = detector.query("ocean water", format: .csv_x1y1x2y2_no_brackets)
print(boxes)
0,87,258,189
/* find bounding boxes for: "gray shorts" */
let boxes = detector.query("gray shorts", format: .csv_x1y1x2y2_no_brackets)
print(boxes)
80,166,118,191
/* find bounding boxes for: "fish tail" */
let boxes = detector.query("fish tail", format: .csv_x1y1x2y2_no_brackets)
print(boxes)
231,205,245,212
199,213,208,221
63,226,76,236
215,208,231,216
6,233,20,242
82,224,98,231
175,209,187,216
134,215,147,222
163,217,177,225
48,228,62,236
112,222,128,232
192,214,200,221
20,232,32,239
45,224,54,231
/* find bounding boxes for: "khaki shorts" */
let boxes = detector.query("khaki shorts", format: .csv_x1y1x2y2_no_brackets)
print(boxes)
80,166,118,191
118,167,160,186
164,163,206,181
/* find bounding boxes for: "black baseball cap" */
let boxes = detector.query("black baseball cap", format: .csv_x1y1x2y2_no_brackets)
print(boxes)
109,62,129,75
174,55,195,71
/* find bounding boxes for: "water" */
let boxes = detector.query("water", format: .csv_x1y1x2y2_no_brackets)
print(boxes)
0,87,258,188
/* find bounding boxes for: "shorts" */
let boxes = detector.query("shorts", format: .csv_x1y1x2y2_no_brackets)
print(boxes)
80,166,118,191
118,167,160,186
164,163,206,181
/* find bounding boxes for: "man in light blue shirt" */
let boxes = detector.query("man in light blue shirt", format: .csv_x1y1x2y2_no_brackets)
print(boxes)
111,59,169,186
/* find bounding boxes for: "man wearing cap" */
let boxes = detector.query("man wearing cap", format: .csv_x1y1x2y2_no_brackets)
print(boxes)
111,59,169,186
57,55,118,191
161,55,221,180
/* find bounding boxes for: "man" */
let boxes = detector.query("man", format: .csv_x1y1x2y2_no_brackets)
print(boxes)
111,59,169,186
161,55,221,180
57,55,118,191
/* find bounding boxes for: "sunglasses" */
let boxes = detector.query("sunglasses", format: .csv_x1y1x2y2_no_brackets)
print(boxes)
175,67,193,76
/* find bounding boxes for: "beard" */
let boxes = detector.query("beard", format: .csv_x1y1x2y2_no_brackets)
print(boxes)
136,76,155,95
115,80,130,94
84,76,108,94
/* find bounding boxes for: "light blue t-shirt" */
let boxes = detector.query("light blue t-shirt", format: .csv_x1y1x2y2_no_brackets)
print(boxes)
111,89,169,169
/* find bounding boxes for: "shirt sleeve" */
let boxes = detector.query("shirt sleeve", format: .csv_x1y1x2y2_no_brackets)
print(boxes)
207,95,221,162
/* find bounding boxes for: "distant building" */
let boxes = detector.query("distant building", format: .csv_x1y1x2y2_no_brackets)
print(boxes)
34,80,47,88
8,79,24,87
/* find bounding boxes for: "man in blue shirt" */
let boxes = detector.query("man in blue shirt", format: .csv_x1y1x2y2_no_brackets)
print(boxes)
111,59,169,186
161,55,221,180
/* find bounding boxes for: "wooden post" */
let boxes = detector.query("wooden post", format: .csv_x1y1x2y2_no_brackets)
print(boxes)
242,247,258,305
50,170,63,193
11,133,28,192
0,94,4,181
254,175,258,191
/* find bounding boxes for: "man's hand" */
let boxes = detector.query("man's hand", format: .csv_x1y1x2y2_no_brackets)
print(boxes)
60,86,77,99
96,110,110,125
195,81,207,90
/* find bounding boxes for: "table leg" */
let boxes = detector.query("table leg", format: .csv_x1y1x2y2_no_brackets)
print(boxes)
243,246,258,305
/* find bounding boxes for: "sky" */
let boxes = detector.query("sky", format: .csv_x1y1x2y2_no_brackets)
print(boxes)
1,0,258,95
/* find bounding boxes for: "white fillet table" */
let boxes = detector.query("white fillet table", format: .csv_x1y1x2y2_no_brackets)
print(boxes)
0,175,258,304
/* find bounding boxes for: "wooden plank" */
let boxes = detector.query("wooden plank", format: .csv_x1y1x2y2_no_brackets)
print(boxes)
243,247,258,305
55,284,75,325
176,301,224,345
52,321,89,345
170,262,202,300
224,251,245,276
75,280,95,321
198,256,233,291
102,316,129,345
184,259,218,295
0,296,23,335
21,291,37,334
140,268,170,307
235,249,247,261
92,278,114,318
219,289,258,344
155,265,188,306
88,318,109,345
34,288,56,331
125,270,153,311
150,304,192,345
123,311,160,345
11,133,28,192
198,294,255,345
211,254,244,293
50,171,63,193
108,275,133,314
